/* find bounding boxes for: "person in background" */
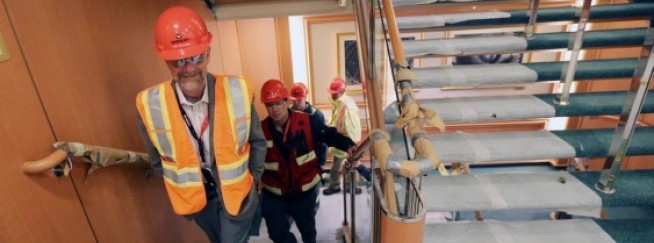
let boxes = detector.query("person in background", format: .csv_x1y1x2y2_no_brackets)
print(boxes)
135,6,265,243
323,77,362,196
289,82,327,168
258,79,357,243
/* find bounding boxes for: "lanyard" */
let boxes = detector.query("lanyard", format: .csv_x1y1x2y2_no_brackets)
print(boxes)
174,90,210,163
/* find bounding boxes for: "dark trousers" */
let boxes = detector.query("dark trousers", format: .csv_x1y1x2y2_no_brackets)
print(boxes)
261,186,320,243
194,184,257,243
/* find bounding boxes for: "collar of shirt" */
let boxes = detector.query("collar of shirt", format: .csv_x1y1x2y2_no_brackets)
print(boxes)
174,82,209,106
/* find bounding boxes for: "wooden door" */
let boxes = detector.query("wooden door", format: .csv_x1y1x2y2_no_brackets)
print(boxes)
4,0,212,242
0,2,95,242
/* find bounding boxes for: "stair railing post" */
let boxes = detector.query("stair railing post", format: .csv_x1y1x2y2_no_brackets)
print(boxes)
554,0,592,105
596,20,654,194
524,0,540,40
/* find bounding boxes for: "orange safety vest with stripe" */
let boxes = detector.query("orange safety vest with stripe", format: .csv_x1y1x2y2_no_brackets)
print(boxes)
136,75,253,216
261,111,321,196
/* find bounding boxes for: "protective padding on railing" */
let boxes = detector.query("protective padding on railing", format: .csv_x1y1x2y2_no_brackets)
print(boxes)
424,130,576,163
411,63,538,88
396,11,511,29
384,95,554,124
424,219,615,243
422,171,602,217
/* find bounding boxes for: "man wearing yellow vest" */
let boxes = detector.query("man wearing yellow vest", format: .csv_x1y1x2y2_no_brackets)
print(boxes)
259,79,357,243
323,77,362,196
135,6,266,243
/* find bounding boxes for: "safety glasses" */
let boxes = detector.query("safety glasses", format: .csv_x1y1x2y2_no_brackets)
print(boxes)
168,52,207,68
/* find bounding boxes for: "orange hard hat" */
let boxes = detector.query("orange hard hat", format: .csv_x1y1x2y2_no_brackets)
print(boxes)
328,77,346,94
154,6,213,60
289,83,309,100
260,79,289,104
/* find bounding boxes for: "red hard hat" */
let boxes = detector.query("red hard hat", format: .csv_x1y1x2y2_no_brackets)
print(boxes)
260,79,288,104
154,6,213,60
289,83,308,100
328,77,346,94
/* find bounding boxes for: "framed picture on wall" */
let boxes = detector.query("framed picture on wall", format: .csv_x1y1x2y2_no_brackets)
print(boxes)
337,32,362,89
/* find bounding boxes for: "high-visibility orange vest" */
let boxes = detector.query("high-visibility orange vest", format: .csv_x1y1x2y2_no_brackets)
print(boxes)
136,75,254,216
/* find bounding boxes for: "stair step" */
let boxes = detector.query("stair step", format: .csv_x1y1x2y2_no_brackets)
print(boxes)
383,91,654,124
388,127,654,163
409,58,636,89
421,171,602,217
424,219,615,243
572,170,654,207
402,28,646,58
397,3,654,30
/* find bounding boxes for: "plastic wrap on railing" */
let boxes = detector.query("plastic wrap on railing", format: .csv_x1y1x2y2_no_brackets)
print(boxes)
371,129,432,178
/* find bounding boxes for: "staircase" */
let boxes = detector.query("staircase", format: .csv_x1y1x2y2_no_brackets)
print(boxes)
361,0,654,242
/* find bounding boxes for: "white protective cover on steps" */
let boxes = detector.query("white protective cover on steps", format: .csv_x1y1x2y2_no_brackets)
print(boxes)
384,95,555,123
397,11,511,29
428,130,576,163
411,64,538,88
424,219,615,243
421,171,602,217
403,35,527,57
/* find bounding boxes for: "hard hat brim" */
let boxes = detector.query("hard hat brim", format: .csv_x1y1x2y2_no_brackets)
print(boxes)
157,43,210,60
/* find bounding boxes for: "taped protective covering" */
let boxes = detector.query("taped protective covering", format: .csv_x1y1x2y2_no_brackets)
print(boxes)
403,35,527,57
396,11,511,29
429,130,576,163
393,0,481,7
424,219,615,243
422,171,602,217
385,95,555,124
411,64,538,88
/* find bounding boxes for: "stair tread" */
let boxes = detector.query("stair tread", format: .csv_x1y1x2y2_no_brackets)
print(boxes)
396,3,654,30
388,127,654,163
383,91,654,124
421,171,602,216
424,219,615,243
572,170,654,207
402,28,646,57
408,58,636,89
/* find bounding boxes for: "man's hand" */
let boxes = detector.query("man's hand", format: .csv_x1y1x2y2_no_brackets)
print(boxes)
347,145,357,157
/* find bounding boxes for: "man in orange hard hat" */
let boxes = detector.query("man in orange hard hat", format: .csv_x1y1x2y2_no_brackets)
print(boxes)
135,6,266,243
323,77,362,196
259,79,357,243
289,83,328,167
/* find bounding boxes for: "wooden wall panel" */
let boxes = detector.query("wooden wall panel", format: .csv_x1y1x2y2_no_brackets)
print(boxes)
0,1,94,242
4,0,214,242
237,18,281,117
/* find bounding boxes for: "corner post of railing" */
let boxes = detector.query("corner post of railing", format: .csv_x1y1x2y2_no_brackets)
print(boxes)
554,0,592,105
596,19,654,194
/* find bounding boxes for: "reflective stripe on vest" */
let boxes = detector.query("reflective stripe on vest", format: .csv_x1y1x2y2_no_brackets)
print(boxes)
223,76,251,154
296,151,316,167
162,162,203,187
141,87,176,162
218,154,250,185
266,140,274,148
302,174,321,192
264,162,279,171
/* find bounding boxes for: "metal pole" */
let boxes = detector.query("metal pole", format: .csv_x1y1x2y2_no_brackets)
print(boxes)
525,0,540,40
554,0,592,105
596,21,654,193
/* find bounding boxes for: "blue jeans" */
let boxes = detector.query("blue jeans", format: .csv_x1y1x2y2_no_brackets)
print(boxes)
261,186,319,243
